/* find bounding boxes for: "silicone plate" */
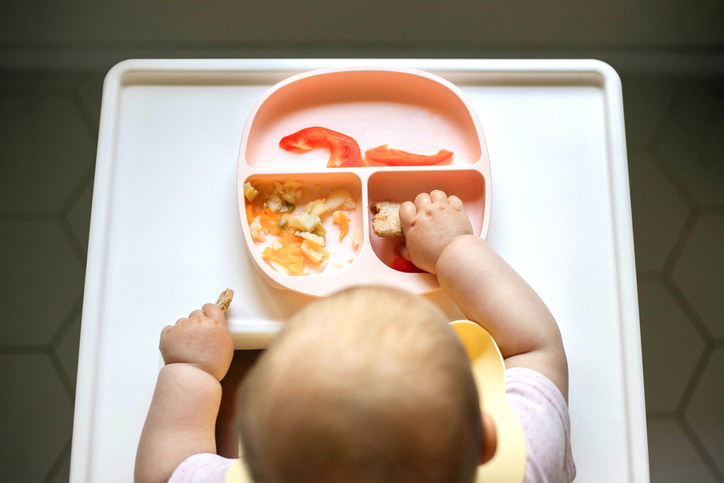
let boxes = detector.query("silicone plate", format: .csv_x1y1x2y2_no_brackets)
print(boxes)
237,67,491,297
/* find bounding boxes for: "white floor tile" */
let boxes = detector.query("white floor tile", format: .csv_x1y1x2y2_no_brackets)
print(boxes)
648,419,717,483
0,221,84,345
672,215,724,338
686,349,724,472
0,354,73,483
638,280,705,412
628,149,690,272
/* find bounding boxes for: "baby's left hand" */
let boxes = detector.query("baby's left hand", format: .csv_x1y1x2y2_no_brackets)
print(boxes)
160,303,234,381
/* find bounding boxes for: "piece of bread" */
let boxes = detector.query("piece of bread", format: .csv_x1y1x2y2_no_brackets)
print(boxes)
370,201,404,237
216,288,234,311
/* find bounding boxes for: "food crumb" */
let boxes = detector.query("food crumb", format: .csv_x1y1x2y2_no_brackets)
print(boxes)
351,230,362,249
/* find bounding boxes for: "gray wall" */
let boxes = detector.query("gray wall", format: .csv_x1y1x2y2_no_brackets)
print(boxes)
1,0,723,74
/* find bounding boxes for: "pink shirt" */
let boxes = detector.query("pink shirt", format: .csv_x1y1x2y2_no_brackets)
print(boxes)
169,367,575,483
506,367,576,482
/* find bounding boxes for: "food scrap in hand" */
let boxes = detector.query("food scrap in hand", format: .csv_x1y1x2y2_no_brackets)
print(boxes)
279,127,367,168
215,289,234,311
244,179,357,275
369,201,423,272
370,201,404,237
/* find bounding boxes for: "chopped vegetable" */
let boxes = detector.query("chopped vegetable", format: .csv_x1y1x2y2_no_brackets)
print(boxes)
250,216,265,242
299,231,325,246
263,245,304,274
244,182,259,201
388,243,423,272
301,240,327,264
246,179,359,275
305,199,329,217
279,200,295,213
278,231,304,248
325,189,355,211
269,260,293,276
265,178,303,213
389,257,423,272
259,208,281,235
332,211,349,241
351,230,362,249
365,145,453,166
245,203,255,225
279,127,367,168
291,212,322,233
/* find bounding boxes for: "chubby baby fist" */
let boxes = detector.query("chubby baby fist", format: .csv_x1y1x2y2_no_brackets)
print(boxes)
160,303,234,381
399,190,474,274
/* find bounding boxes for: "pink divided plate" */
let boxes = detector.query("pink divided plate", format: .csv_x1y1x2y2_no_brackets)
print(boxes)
237,67,491,297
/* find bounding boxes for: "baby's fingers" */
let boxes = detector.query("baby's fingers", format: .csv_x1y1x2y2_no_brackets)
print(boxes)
202,303,225,323
399,201,417,234
397,243,411,261
448,195,464,209
414,192,432,209
430,190,448,204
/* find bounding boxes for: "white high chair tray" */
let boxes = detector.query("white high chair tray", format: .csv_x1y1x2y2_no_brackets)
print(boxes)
71,59,648,482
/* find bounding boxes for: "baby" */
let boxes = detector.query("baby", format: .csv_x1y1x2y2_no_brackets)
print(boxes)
135,190,575,483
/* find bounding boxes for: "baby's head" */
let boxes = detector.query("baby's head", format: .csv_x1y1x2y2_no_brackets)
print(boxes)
236,286,483,483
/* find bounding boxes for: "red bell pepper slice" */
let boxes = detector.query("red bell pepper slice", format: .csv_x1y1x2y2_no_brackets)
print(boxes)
388,243,423,273
389,257,423,273
365,145,453,166
279,127,367,168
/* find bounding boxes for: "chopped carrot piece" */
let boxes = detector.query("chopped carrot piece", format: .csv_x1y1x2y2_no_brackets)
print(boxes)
333,211,349,241
259,208,281,235
278,231,303,248
246,203,255,225
262,245,304,274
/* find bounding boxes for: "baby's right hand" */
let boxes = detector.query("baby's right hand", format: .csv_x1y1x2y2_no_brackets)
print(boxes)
159,303,234,381
399,190,474,274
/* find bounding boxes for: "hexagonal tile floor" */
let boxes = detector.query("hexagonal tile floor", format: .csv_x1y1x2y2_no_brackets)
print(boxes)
0,72,722,482
637,279,706,413
672,215,724,339
627,149,690,273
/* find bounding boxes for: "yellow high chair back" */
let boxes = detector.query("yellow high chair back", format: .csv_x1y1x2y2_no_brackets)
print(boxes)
226,321,526,482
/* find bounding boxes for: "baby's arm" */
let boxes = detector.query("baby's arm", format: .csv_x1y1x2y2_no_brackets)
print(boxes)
400,191,568,400
135,304,235,483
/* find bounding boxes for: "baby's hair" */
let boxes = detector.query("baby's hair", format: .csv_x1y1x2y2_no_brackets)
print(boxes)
236,286,482,483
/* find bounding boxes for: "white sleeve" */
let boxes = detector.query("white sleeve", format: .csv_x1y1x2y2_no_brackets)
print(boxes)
505,367,576,483
167,453,237,483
